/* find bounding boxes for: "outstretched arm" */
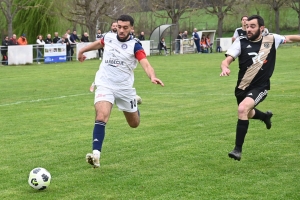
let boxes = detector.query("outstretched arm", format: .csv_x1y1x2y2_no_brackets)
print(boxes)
78,40,104,62
220,56,234,77
285,35,300,43
139,58,164,86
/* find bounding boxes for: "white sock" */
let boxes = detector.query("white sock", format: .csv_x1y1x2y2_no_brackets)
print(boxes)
93,150,100,157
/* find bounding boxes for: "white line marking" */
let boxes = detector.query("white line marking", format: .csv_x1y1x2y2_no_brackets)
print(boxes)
0,93,91,107
0,92,299,107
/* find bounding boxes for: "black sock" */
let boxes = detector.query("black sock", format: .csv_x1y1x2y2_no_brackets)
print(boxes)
235,119,249,152
252,108,266,120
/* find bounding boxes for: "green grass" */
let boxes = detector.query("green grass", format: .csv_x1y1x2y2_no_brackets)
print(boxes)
0,48,300,199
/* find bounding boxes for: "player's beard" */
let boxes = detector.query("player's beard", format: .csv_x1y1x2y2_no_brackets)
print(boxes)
112,28,117,33
117,33,130,42
248,28,261,41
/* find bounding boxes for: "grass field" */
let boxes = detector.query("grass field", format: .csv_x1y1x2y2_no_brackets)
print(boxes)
0,48,300,199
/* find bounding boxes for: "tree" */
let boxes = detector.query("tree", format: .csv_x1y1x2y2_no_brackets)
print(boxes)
289,0,300,33
60,0,137,41
201,0,238,38
60,0,110,41
13,0,67,44
150,0,200,44
266,0,285,33
0,0,37,37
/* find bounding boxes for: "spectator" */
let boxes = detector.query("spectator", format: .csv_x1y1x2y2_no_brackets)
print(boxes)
9,34,18,45
96,29,104,60
200,36,207,53
17,33,27,45
44,34,53,44
182,31,188,39
138,32,145,40
81,32,89,42
1,36,9,65
53,32,61,43
36,35,45,64
205,35,213,53
130,29,135,38
69,30,80,61
192,28,201,53
58,34,71,61
175,31,182,54
159,37,168,56
110,22,118,33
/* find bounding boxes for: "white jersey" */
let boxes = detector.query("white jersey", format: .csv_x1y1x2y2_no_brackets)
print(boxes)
95,32,142,89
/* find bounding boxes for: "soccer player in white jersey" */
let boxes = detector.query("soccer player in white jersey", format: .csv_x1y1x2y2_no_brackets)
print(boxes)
78,15,164,168
220,15,300,161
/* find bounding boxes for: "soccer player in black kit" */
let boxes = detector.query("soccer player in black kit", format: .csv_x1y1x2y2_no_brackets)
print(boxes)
220,15,300,161
232,16,248,42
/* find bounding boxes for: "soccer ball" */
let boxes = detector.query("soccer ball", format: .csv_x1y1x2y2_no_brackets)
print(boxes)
28,167,51,190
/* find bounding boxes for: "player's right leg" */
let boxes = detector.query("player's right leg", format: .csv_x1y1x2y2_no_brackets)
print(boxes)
86,88,114,168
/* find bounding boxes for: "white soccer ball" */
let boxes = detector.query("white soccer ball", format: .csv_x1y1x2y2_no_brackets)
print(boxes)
28,167,51,190
136,95,142,105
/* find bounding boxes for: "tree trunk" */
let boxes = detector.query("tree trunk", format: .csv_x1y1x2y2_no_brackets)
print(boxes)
275,9,280,34
8,18,13,37
217,16,223,38
298,13,300,34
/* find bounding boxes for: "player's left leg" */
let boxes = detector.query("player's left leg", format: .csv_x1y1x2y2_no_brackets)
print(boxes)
229,96,255,161
115,88,140,128
247,89,273,129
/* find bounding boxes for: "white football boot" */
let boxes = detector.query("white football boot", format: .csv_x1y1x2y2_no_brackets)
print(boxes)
86,150,100,168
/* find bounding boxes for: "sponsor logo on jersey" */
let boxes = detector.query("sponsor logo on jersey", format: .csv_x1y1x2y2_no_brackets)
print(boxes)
105,59,125,66
264,43,270,48
121,44,128,49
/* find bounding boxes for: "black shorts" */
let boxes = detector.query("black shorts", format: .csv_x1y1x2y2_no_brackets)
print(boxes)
235,87,268,106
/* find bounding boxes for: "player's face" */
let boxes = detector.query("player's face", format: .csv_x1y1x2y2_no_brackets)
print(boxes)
246,19,264,41
111,23,117,33
241,17,248,26
117,20,132,42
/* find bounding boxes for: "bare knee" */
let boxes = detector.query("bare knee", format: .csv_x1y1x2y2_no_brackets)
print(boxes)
129,121,140,128
238,104,249,117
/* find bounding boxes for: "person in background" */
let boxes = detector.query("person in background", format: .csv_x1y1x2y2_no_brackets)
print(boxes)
81,32,89,42
175,31,182,54
53,32,61,43
9,34,18,45
36,35,45,64
138,32,145,41
159,37,168,56
69,30,80,60
232,16,248,42
96,29,104,60
192,28,201,53
1,36,9,65
44,34,53,44
17,33,27,45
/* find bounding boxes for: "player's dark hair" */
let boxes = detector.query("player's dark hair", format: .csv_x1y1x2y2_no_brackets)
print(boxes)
241,16,248,20
117,15,134,26
248,15,264,27
111,21,117,26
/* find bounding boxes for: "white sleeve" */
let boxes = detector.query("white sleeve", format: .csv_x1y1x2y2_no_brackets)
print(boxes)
273,34,286,49
233,28,239,39
36,39,43,44
225,38,241,60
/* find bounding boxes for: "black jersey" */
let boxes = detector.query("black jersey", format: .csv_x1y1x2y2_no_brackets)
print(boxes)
233,27,247,40
226,34,286,91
